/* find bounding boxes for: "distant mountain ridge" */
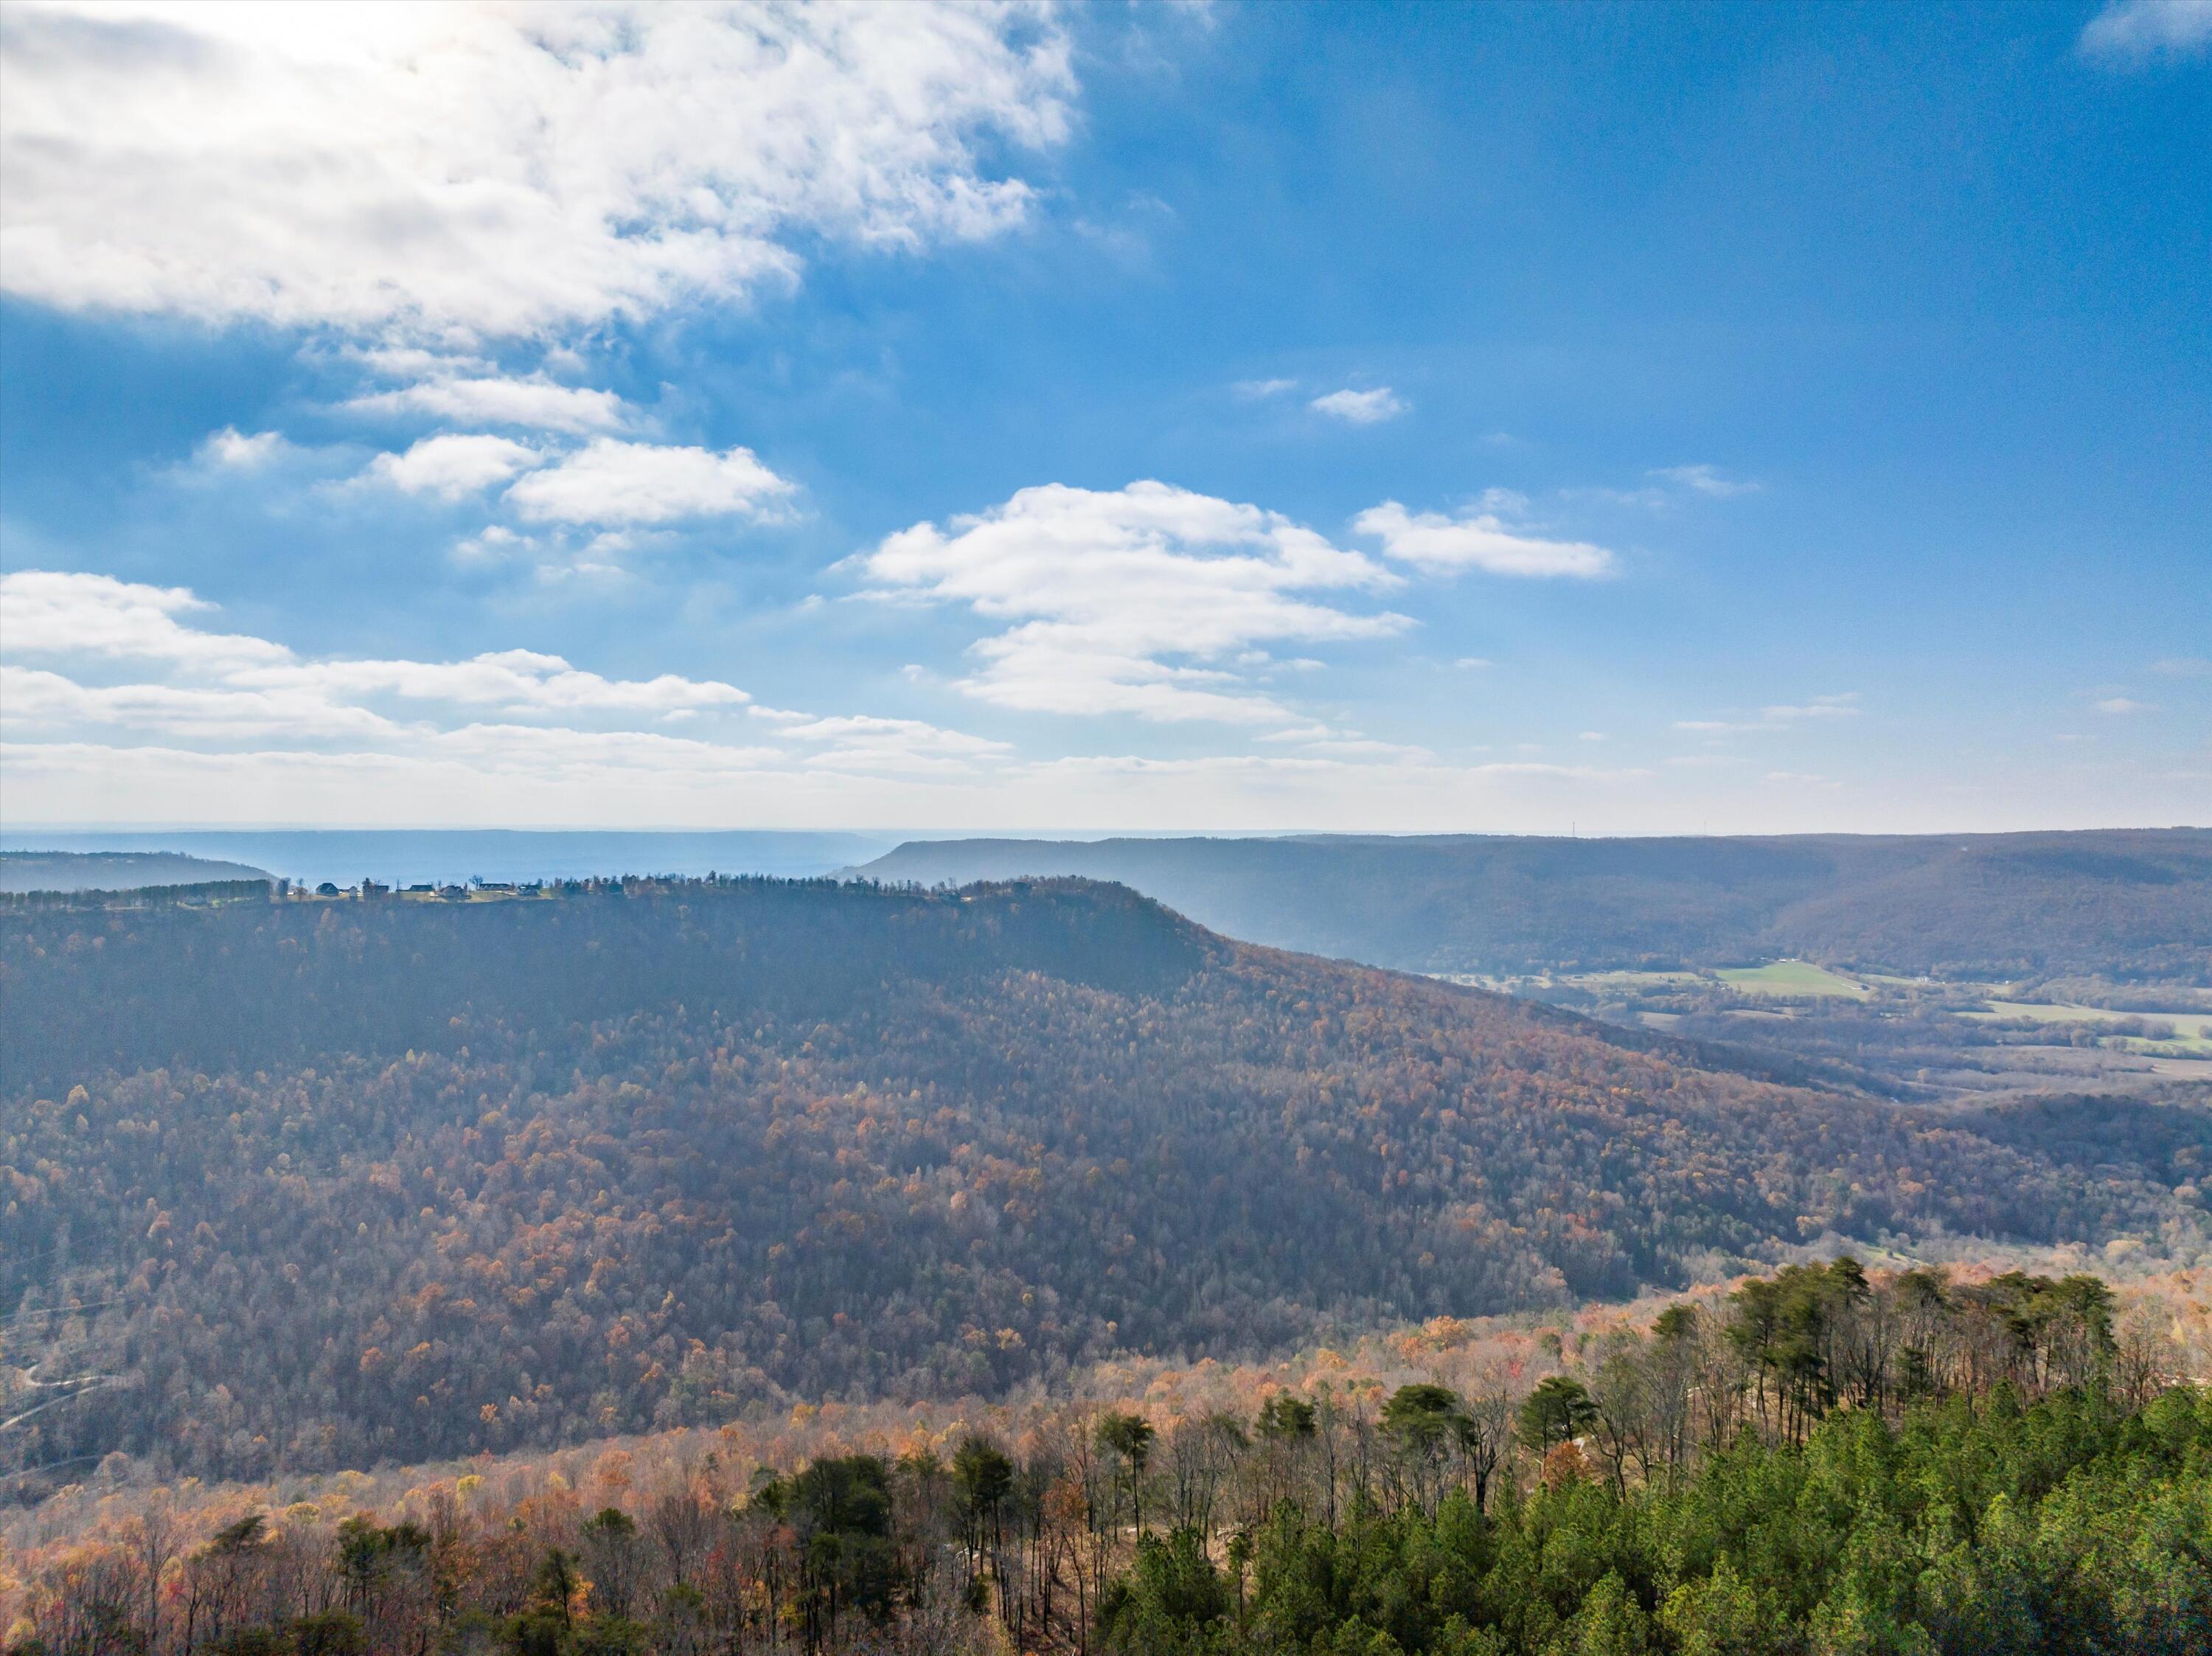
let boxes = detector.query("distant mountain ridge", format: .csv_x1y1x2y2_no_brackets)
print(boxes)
0,849,271,894
848,829,2212,981
2,828,898,888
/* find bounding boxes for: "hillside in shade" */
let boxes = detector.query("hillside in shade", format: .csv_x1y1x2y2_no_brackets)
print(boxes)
2,878,2202,1482
0,848,271,894
848,828,2212,981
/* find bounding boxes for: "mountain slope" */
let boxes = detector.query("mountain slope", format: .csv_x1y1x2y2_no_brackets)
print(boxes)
0,849,271,894
849,829,2212,980
1,879,2199,1481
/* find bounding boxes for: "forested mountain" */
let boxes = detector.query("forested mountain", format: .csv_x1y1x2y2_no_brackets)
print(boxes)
0,851,270,896
4,879,2202,1492
848,828,2212,981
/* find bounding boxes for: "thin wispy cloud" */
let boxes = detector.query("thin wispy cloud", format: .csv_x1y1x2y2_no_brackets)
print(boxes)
0,571,1015,803
1674,694,1860,735
1650,464,1759,498
344,377,631,436
1353,501,1616,578
2079,0,2212,60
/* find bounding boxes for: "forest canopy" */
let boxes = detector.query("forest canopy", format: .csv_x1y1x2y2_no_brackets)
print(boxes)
4,880,2203,1489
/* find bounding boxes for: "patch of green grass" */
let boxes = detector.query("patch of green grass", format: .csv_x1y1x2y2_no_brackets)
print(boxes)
1714,960,1872,1000
1962,1001,2212,1040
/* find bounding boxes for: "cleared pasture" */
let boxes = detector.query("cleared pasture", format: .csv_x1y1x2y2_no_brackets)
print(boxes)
1714,960,1872,999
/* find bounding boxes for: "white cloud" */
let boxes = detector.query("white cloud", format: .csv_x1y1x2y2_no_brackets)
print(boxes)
1763,694,1860,722
0,570,291,670
347,376,630,435
0,2,1074,338
2151,657,2211,677
1310,387,1407,425
1233,377,1298,400
1,570,760,743
2095,697,2152,714
1352,501,1616,579
0,565,1057,820
1454,656,1494,670
1649,463,1758,498
195,428,292,469
779,714,1012,775
2080,0,2212,60
366,434,542,499
1,663,406,741
855,481,1405,723
504,438,796,526
233,651,754,718
1674,693,1861,735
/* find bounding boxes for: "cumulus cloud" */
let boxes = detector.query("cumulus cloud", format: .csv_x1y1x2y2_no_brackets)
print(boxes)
855,481,1405,723
1233,378,1298,400
2095,697,2152,714
1310,387,1408,425
365,434,543,499
2080,0,2212,60
1352,501,1616,579
0,2,1075,338
504,438,796,526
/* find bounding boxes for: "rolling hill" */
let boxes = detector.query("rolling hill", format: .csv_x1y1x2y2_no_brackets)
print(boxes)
847,828,2212,981
3,877,2200,1483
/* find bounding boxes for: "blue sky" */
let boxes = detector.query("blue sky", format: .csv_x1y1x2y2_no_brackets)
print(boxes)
1,0,2205,832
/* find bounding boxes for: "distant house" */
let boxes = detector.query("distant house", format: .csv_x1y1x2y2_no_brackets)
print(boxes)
315,881,341,897
406,883,436,894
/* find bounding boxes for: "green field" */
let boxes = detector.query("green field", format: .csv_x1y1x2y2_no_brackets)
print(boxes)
1958,999,2212,1054
1714,960,1873,999
1964,999,2212,1036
